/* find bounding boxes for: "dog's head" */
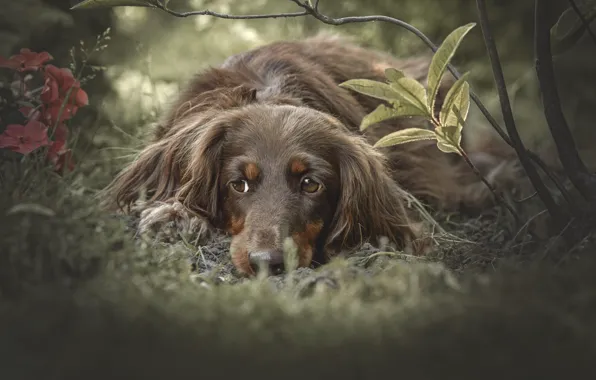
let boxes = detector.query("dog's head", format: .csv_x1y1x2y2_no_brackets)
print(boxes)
108,101,426,276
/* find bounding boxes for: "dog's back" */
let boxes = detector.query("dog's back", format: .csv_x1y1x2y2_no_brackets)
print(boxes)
154,34,438,142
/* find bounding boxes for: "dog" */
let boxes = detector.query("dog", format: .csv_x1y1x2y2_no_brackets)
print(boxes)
103,33,521,276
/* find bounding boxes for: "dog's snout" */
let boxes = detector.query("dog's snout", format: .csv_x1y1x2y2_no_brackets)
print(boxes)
251,228,279,246
248,249,285,275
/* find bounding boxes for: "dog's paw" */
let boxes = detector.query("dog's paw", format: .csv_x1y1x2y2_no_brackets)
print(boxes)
133,201,214,245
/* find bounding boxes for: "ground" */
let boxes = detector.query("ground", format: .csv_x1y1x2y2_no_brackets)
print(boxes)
2,3,596,378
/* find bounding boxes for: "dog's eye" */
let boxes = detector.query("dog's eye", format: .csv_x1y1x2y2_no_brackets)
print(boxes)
230,180,250,193
300,177,321,193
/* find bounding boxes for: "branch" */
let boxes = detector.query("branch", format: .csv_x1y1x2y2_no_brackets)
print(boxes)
568,0,596,47
153,4,308,20
475,0,570,227
148,0,572,206
457,147,523,225
535,0,596,202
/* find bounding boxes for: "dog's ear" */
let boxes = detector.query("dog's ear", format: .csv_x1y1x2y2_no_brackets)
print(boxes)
326,135,428,254
102,111,233,226
175,117,230,226
101,135,185,213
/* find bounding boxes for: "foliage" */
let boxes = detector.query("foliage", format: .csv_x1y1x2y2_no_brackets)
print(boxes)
340,23,475,156
0,52,84,172
0,29,111,174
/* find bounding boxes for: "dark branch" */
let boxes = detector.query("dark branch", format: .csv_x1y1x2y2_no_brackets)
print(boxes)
535,0,596,202
153,3,308,19
475,0,570,227
528,151,576,209
568,0,596,47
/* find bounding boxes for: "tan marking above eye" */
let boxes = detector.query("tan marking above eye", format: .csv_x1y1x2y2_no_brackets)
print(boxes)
300,177,321,193
244,163,260,181
230,180,250,193
290,159,307,175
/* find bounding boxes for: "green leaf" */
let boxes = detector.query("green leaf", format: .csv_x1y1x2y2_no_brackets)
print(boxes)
436,140,460,154
384,67,405,82
361,103,429,131
439,72,471,128
339,79,402,102
435,125,463,155
427,23,476,114
384,68,428,111
70,0,159,9
374,128,437,148
551,4,596,55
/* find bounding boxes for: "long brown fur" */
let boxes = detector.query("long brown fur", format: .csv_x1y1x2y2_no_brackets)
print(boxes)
102,33,522,276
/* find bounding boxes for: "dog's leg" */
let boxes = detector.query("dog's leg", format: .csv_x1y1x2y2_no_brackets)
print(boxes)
130,200,216,245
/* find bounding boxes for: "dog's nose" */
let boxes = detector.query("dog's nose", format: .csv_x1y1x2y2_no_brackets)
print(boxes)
248,249,285,275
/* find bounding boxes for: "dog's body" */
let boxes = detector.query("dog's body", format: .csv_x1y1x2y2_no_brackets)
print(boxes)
105,34,520,276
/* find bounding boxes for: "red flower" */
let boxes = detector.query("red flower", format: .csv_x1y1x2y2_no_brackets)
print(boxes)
41,64,88,107
0,49,53,72
42,102,78,125
0,120,50,155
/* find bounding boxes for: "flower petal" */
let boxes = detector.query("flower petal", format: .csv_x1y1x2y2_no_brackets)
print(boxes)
40,77,60,104
0,134,20,149
74,87,89,106
0,57,21,70
23,120,49,142
4,124,27,138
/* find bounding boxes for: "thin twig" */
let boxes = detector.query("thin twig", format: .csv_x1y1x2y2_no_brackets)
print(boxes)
535,0,596,202
568,0,596,47
513,191,537,203
528,150,576,208
458,147,522,224
512,208,547,243
154,5,308,20
475,0,570,228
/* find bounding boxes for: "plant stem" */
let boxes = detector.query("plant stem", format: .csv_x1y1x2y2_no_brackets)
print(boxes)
475,0,570,229
19,73,26,100
457,147,522,224
535,0,596,202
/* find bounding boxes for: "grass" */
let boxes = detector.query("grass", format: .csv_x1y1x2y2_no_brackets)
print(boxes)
1,161,596,378
2,10,596,378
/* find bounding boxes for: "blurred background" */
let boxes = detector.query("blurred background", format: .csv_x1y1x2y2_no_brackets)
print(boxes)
1,0,593,189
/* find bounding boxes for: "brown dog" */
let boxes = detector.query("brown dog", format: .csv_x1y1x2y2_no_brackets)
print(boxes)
103,33,520,276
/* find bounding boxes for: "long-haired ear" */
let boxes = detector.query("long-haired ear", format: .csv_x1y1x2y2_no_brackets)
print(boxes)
175,117,229,225
327,135,429,254
100,136,185,213
101,111,231,227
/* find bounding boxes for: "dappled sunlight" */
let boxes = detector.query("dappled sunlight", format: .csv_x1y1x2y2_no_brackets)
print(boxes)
113,6,149,34
108,68,179,120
